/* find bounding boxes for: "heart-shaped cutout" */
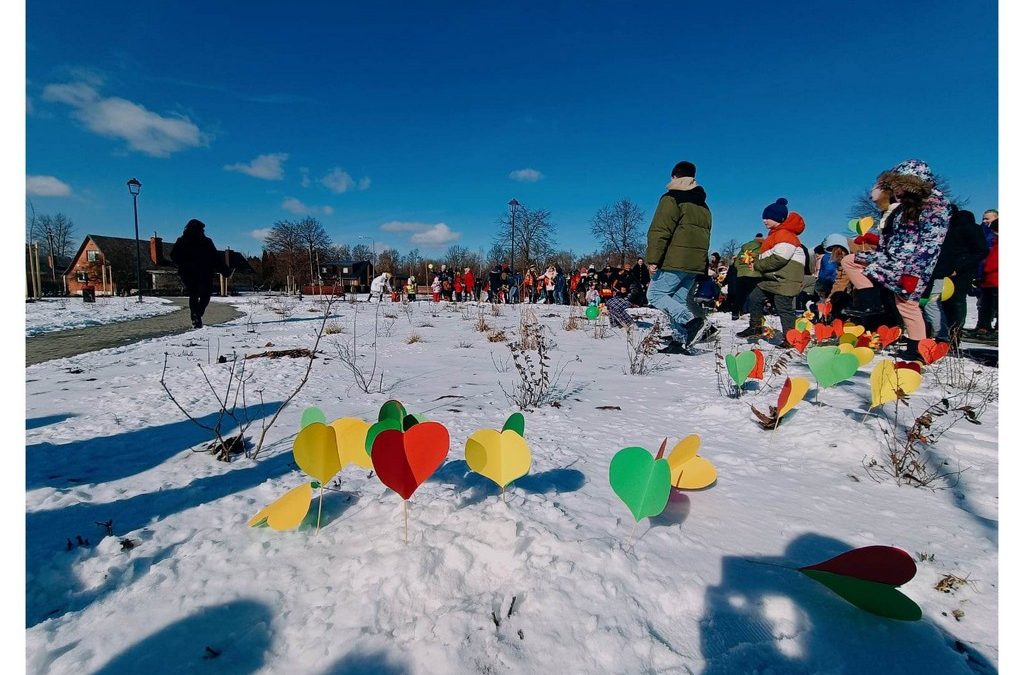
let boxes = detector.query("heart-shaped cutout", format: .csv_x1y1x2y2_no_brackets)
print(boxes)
870,360,923,408
372,422,450,500
666,435,716,489
786,329,811,354
843,323,866,337
800,545,917,585
838,342,874,367
750,349,765,380
365,417,403,454
918,339,950,365
832,319,845,336
816,301,832,320
465,428,532,488
838,333,857,346
378,400,407,423
726,351,757,387
293,422,341,484
330,417,372,469
940,277,954,301
777,376,811,418
857,216,875,235
609,447,671,522
300,406,327,429
248,482,313,531
503,412,526,436
806,346,860,389
814,323,834,343
894,360,922,374
876,326,902,348
795,317,813,333
800,570,921,621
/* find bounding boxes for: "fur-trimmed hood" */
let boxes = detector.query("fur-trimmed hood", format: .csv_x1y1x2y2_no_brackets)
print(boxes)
875,159,936,198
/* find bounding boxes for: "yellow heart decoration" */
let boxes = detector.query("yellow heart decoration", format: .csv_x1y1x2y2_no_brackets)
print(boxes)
838,342,875,367
843,323,866,337
870,360,924,408
465,428,532,488
330,417,372,468
940,277,955,302
795,317,812,332
838,333,857,346
293,422,341,484
248,482,313,530
667,435,717,489
858,216,875,235
778,377,811,418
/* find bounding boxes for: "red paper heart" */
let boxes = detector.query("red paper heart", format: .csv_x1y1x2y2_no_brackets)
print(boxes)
750,349,765,380
894,361,922,374
785,329,810,354
856,333,873,348
816,301,832,320
371,422,450,500
918,339,950,365
831,319,845,336
876,326,902,348
814,323,834,343
799,545,917,586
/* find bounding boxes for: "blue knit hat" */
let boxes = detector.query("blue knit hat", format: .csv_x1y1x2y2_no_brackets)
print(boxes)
762,198,788,223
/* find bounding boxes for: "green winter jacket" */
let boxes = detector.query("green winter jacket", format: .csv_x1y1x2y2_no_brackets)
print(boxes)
735,238,763,278
753,212,807,296
646,182,712,274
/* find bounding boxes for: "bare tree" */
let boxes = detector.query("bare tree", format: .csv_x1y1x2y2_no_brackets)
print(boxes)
444,244,471,271
376,247,400,273
493,204,556,270
718,238,740,263
351,243,372,261
590,199,644,266
264,220,304,286
847,173,966,220
294,216,333,285
31,212,77,261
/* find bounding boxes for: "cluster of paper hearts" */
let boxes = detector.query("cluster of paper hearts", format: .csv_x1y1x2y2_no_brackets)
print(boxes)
752,376,811,430
609,436,717,522
806,346,861,389
918,338,950,365
725,349,764,389
465,413,532,490
869,360,923,408
847,216,875,235
797,545,921,620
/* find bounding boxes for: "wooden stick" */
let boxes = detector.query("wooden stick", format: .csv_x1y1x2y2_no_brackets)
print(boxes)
315,486,324,536
404,500,409,545
625,520,639,549
773,414,781,435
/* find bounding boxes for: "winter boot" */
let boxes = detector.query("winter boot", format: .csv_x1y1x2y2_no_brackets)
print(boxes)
658,340,695,355
736,325,761,339
683,318,711,348
844,287,885,320
894,339,922,362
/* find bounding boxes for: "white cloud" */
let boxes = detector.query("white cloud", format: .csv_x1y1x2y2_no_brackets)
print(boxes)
411,223,460,246
380,220,428,233
224,153,288,180
358,176,371,191
282,197,332,216
321,168,355,193
509,168,543,182
300,167,311,188
26,175,72,197
250,228,273,240
42,81,208,157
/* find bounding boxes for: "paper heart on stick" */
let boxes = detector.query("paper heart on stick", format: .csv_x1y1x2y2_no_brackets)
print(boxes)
300,407,327,429
372,422,451,500
940,277,955,301
726,351,757,388
847,218,860,233
785,329,811,354
806,346,860,389
857,216,875,235
816,301,832,320
502,412,526,436
365,417,403,454
838,333,857,346
794,317,813,333
585,305,600,320
894,360,922,374
870,360,923,408
918,339,950,365
777,376,811,418
666,435,717,490
248,482,313,531
465,428,532,488
799,545,921,621
876,326,902,348
293,422,342,484
378,400,407,423
843,323,866,337
814,323,834,343
609,447,671,522
838,342,875,367
330,417,372,469
750,349,765,380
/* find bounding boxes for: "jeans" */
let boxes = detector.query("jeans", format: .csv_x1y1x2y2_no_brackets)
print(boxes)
922,281,949,341
647,269,702,340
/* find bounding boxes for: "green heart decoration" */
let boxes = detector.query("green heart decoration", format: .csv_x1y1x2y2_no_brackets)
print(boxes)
378,400,407,423
300,406,327,429
365,417,403,454
800,571,922,621
586,305,600,320
806,346,860,389
503,412,526,437
725,351,757,388
609,447,671,522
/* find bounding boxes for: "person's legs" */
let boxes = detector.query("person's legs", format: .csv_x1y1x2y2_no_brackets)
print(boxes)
746,286,767,329
895,297,927,341
840,255,873,289
647,269,697,341
975,287,995,331
922,284,943,339
775,294,799,333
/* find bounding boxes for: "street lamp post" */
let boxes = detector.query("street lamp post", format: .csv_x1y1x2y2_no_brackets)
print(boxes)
508,198,520,275
127,178,142,302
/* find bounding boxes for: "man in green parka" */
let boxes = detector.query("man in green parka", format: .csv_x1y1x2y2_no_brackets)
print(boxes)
645,160,713,353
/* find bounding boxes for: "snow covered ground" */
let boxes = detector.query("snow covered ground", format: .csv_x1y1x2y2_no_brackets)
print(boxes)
25,295,998,674
25,296,178,336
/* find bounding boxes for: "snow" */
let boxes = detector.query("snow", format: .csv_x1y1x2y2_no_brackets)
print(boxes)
25,296,178,336
25,295,998,673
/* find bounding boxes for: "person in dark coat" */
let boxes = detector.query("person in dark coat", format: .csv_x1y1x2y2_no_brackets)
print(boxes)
488,264,503,303
170,219,231,328
930,208,988,343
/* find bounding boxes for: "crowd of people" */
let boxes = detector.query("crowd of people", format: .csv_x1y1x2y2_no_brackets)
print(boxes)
365,158,997,362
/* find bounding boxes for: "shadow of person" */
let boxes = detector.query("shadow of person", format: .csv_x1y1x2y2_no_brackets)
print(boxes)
319,647,411,674
700,532,996,674
92,599,273,675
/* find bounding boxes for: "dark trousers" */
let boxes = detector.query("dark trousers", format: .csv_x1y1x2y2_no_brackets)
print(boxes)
748,286,799,332
188,289,212,320
976,287,998,330
941,274,974,334
732,276,759,315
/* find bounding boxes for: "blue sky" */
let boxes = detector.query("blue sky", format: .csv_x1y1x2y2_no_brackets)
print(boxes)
26,1,998,259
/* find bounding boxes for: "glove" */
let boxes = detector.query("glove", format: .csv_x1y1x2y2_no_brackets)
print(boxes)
899,274,919,295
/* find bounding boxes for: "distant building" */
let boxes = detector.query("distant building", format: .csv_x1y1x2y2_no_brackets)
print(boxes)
304,260,374,294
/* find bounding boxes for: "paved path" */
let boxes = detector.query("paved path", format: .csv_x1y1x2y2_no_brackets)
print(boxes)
25,298,243,366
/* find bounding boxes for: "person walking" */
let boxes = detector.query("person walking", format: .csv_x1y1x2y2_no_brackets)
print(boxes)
645,160,713,353
929,208,988,346
730,233,763,320
169,218,231,328
463,267,476,302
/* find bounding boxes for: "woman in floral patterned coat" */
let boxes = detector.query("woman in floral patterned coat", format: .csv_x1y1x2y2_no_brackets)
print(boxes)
841,159,953,361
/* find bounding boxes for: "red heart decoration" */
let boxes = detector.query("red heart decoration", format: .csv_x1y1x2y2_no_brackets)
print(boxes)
813,323,834,343
856,333,873,348
785,329,811,354
750,349,765,380
816,301,832,320
918,339,950,365
831,319,845,336
371,422,450,500
894,361,922,374
876,326,902,348
799,545,917,586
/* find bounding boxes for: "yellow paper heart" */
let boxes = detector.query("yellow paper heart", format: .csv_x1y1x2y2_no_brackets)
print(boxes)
667,435,716,489
293,422,341,484
870,360,923,408
778,377,810,418
794,317,812,332
248,482,313,531
858,216,875,235
838,342,875,367
843,323,866,337
838,333,857,346
465,428,532,488
330,417,372,469
941,277,954,302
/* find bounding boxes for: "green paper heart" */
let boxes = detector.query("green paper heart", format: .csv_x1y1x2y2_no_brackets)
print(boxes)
300,407,327,429
586,305,600,320
848,218,860,233
378,400,407,423
503,412,526,437
609,447,671,522
806,346,860,389
402,413,429,431
365,417,403,454
801,570,922,621
725,351,757,388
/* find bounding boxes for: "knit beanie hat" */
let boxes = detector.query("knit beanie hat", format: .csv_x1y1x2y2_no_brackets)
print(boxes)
762,198,789,223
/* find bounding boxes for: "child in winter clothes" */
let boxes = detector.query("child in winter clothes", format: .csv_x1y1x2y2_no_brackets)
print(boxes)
737,198,807,339
431,276,442,302
586,282,600,306
406,276,417,302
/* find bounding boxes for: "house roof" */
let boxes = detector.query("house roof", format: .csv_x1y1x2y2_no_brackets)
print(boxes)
65,234,255,275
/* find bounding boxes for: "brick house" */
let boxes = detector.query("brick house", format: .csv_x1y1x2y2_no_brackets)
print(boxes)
64,234,255,296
